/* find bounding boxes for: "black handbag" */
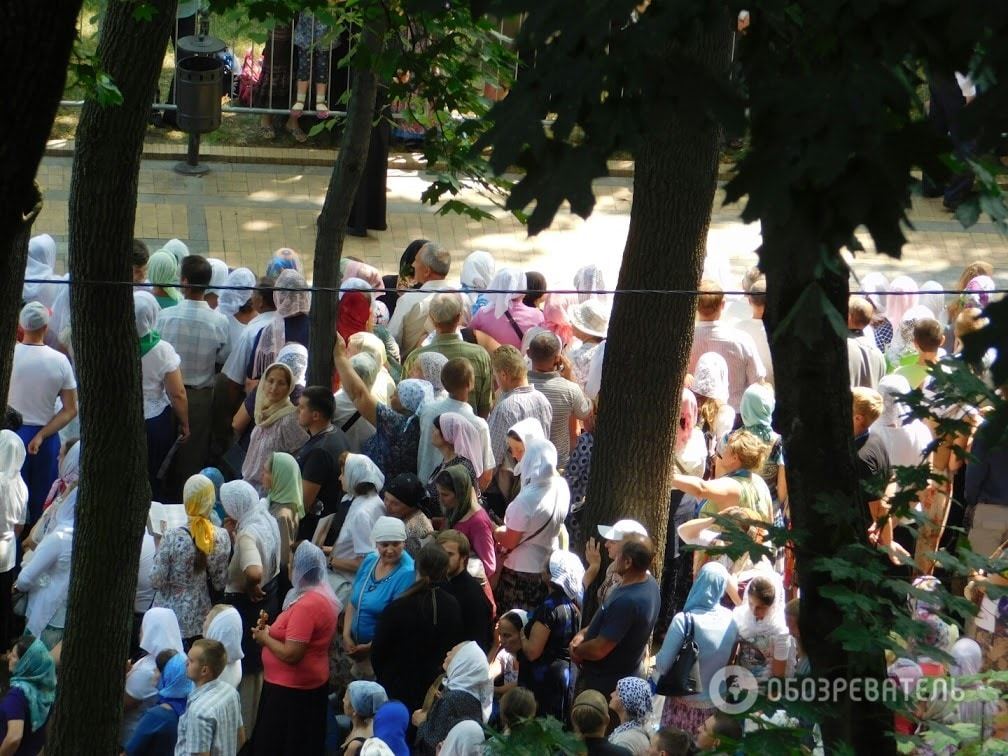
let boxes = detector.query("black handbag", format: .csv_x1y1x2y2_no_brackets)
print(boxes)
655,613,701,696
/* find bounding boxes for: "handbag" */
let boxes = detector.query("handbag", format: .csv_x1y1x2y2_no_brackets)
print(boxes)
655,613,701,696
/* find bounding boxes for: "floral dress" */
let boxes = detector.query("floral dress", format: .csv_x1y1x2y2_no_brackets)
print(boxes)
150,526,230,638
363,405,421,479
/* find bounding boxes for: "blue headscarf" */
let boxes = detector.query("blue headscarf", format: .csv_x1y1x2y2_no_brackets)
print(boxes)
200,466,227,523
683,562,729,613
373,700,410,756
157,652,194,717
10,639,56,731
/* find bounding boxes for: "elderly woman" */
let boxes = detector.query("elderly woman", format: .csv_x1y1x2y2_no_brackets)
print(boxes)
341,681,389,756
135,291,188,498
343,517,416,680
413,641,492,755
121,607,185,746
429,412,489,497
347,331,398,403
240,362,309,490
436,466,497,584
148,250,182,309
0,431,27,649
382,473,434,558
518,550,584,721
252,542,340,755
250,268,311,380
0,637,56,756
372,543,464,714
334,335,432,479
150,475,230,643
494,439,571,614
334,353,379,452
460,250,496,316
470,269,544,349
411,352,449,401
607,677,653,754
203,604,244,688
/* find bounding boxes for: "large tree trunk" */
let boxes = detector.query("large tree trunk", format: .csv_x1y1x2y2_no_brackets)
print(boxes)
760,227,893,753
583,18,732,577
307,39,382,387
0,2,82,400
51,1,176,753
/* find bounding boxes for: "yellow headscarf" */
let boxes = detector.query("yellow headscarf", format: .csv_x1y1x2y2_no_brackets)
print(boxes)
184,474,216,555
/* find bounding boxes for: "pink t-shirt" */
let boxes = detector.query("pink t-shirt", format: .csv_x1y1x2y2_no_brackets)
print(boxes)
470,302,544,349
262,590,338,689
455,507,498,580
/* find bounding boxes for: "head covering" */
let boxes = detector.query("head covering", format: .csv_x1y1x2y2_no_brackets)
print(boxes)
350,353,380,390
515,437,558,486
395,379,433,416
372,300,390,327
384,473,428,511
43,439,77,511
0,431,28,516
140,607,185,657
485,268,527,319
268,452,304,519
740,383,775,442
284,541,341,612
217,267,256,317
253,269,311,376
886,303,936,365
348,680,389,718
371,516,407,543
206,258,229,300
148,251,182,302
220,480,281,576
183,474,217,555
549,550,585,603
683,562,730,613
206,606,244,664
677,389,698,453
567,299,611,339
10,639,56,730
23,234,58,305
349,332,388,368
501,609,529,629
917,281,944,321
161,239,189,266
372,701,410,756
199,466,226,521
439,721,486,756
276,342,308,388
885,276,919,326
877,374,912,427
733,566,788,640
342,260,384,289
253,362,297,427
445,642,493,723
265,248,303,279
597,519,648,542
18,302,50,331
157,652,194,716
692,352,729,403
440,465,477,527
612,677,652,734
133,291,162,355
909,575,954,655
436,412,485,477
963,275,995,308
338,291,372,344
360,740,395,756
542,293,576,346
507,418,547,448
342,454,385,501
461,251,496,293
415,352,449,396
573,265,608,303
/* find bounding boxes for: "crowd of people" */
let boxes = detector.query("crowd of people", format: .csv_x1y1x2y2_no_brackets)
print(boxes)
1,231,1005,754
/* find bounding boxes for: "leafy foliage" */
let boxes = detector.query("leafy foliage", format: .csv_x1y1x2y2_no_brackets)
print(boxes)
483,716,583,754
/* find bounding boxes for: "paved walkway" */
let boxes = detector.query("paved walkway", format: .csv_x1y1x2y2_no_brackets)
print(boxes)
34,155,1008,291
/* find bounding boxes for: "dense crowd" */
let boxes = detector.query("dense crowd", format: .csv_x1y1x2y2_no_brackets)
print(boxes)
1,233,1004,755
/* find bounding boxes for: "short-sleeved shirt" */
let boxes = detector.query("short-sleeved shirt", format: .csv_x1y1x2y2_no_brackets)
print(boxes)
156,299,230,389
261,590,339,689
362,405,420,479
140,341,181,420
470,301,544,349
525,588,579,669
527,370,592,468
403,335,493,417
349,551,416,644
330,494,384,571
0,687,46,756
174,679,242,756
8,343,76,426
855,431,891,516
486,386,553,464
503,477,570,574
579,577,661,696
126,704,178,756
221,312,273,385
296,427,350,513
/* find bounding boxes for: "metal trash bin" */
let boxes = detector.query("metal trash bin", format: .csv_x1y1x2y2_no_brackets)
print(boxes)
176,55,223,134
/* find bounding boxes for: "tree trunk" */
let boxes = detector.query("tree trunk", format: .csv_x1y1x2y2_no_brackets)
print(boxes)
583,18,732,577
51,1,176,752
307,40,382,387
760,226,893,753
0,1,82,401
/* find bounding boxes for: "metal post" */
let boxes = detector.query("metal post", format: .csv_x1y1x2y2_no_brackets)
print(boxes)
174,132,210,175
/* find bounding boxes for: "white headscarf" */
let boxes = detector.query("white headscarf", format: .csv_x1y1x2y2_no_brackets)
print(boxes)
206,606,245,663
284,541,342,612
692,352,730,403
461,251,496,291
549,550,585,603
218,267,256,318
276,342,309,388
23,234,63,308
133,291,161,338
161,239,189,266
917,281,945,323
340,277,374,301
515,438,559,486
220,480,281,579
733,567,788,641
439,720,486,756
140,607,185,657
342,454,385,502
573,264,608,303
0,431,28,515
253,269,311,377
886,303,936,365
206,258,229,300
445,641,493,723
485,269,526,319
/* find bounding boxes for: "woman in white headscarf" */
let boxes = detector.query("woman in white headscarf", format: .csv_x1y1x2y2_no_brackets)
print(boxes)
690,352,736,476
348,331,399,404
733,566,790,682
205,258,230,310
950,638,999,742
120,606,185,746
0,431,27,648
885,276,920,332
414,641,492,755
161,238,189,266
886,303,936,369
871,375,933,467
917,281,945,325
251,269,311,379
438,720,485,756
470,269,544,349
573,264,608,304
325,454,387,600
494,439,571,614
204,604,245,687
334,354,379,453
217,266,258,348
461,251,496,316
22,234,64,309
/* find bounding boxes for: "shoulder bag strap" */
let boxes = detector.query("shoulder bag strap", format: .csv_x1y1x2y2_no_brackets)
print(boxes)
513,486,560,550
503,310,525,341
341,411,361,433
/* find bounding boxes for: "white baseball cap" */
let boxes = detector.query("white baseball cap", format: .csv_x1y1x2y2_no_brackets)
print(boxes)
597,519,648,541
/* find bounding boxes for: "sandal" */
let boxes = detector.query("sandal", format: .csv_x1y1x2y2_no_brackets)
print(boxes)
290,98,306,115
258,125,276,140
316,100,330,119
285,123,308,143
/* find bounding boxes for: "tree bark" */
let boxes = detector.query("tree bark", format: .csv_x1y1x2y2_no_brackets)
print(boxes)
51,1,176,753
0,2,82,402
582,18,732,576
307,38,382,387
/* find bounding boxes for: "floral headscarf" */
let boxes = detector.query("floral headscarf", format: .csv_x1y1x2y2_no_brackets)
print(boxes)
573,264,608,303
612,677,652,736
437,412,485,476
415,352,449,396
276,342,308,388
548,550,585,603
692,352,729,403
395,378,433,416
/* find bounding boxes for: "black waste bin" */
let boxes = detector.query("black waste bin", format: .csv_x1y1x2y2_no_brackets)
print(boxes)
176,55,223,134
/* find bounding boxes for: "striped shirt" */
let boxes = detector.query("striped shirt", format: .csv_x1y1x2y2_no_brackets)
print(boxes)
175,678,243,756
688,320,766,408
527,370,592,468
487,385,553,464
156,299,229,389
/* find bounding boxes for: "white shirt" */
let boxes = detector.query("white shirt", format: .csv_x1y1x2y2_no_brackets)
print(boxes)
226,315,248,359
221,312,274,385
134,532,157,613
156,300,230,388
736,317,773,384
503,476,570,574
17,526,73,637
331,494,384,574
688,320,766,409
387,280,455,355
140,341,181,419
8,343,76,426
0,478,27,573
417,397,495,482
332,390,376,453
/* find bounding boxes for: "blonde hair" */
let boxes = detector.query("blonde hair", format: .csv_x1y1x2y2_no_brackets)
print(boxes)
954,307,986,339
492,345,526,381
697,279,725,317
852,387,883,424
725,429,767,471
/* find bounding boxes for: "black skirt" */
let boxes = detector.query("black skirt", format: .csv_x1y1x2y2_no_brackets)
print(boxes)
252,680,329,755
225,576,280,675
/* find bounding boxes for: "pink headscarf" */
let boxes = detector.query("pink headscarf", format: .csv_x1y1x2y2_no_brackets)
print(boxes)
885,276,919,326
543,293,575,346
343,260,384,289
963,275,995,308
677,389,698,452
436,412,485,477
